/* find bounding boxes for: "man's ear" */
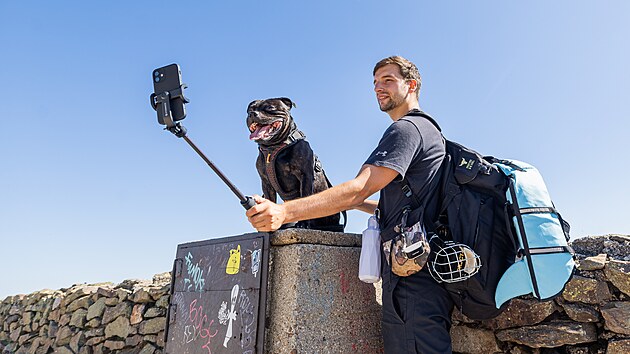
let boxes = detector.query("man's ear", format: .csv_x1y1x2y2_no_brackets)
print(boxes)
408,79,418,93
278,97,296,109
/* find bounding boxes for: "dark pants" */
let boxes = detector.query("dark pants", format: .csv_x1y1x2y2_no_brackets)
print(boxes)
381,256,454,354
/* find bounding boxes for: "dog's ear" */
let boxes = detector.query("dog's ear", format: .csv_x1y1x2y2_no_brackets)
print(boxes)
247,100,261,111
278,97,296,109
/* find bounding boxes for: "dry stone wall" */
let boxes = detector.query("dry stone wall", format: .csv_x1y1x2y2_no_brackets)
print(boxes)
1,233,629,354
450,234,630,354
0,273,171,354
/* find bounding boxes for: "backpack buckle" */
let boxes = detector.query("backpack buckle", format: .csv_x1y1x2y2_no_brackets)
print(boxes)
402,184,413,198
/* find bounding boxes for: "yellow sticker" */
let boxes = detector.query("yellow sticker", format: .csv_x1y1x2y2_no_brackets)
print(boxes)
226,245,241,275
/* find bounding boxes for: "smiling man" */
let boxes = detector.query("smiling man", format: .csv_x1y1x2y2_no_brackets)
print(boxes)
246,56,452,353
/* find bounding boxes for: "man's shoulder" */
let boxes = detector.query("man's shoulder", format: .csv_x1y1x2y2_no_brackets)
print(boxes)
398,114,442,137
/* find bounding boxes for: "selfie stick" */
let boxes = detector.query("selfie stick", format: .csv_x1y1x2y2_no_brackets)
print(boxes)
151,89,256,210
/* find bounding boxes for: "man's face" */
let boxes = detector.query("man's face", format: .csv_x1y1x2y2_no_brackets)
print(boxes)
373,64,412,113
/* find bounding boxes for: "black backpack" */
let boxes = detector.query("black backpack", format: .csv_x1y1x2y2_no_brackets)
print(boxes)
402,111,518,320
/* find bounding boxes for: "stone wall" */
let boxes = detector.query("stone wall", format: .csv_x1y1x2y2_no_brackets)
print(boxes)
0,273,171,354
450,234,630,354
1,233,629,354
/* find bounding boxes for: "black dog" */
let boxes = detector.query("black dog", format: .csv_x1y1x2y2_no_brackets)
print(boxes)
247,97,344,232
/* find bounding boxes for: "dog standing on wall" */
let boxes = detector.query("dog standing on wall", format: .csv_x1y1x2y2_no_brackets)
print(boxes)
246,97,344,232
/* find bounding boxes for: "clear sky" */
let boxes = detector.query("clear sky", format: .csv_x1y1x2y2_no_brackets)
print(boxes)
1,1,629,299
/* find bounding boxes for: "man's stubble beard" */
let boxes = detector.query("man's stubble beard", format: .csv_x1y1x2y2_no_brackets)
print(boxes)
379,91,409,113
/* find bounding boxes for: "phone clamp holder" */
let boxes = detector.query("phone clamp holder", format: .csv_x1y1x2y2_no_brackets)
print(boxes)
150,84,189,138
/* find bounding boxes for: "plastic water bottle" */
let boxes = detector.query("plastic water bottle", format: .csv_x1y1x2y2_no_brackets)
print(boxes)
359,214,381,283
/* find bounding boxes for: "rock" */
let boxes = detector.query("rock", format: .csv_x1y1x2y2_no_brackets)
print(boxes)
51,297,62,311
131,288,153,304
85,336,105,346
152,272,171,285
69,309,88,328
495,321,597,348
63,286,99,308
54,346,74,354
156,331,165,348
148,286,169,302
55,326,74,346
604,260,630,296
577,254,607,271
562,275,612,304
605,235,630,260
557,301,600,323
69,332,86,353
571,235,630,259
483,298,558,330
67,296,94,313
130,304,146,325
139,343,156,354
17,332,35,346
155,295,169,309
21,311,33,326
10,326,21,341
451,325,500,353
139,317,166,335
117,279,150,291
608,339,630,354
85,319,101,328
102,302,132,325
84,328,104,338
105,316,133,339
86,298,107,321
144,307,165,318
103,340,125,350
125,334,143,347
600,301,630,335
96,288,116,298
116,289,131,302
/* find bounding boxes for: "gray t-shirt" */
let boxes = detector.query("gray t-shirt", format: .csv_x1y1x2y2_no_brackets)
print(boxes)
364,111,445,241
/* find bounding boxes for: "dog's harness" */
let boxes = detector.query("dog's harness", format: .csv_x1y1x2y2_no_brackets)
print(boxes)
258,129,348,230
258,130,307,200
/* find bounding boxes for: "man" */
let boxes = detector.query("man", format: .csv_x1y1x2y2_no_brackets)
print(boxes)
246,56,453,353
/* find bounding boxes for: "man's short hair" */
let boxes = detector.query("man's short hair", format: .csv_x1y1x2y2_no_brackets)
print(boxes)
373,56,422,98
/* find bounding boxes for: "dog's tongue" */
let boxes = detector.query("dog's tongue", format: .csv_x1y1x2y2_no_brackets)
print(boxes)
249,124,273,141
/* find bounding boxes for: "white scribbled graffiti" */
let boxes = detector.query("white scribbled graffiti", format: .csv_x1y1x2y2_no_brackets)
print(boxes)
217,301,229,325
238,289,256,350
184,252,206,292
219,284,239,348
251,249,261,278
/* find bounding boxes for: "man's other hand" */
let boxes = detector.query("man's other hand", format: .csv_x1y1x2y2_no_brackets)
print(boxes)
246,195,287,232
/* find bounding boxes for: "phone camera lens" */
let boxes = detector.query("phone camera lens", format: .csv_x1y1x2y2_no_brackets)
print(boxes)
154,71,160,77
154,76,161,83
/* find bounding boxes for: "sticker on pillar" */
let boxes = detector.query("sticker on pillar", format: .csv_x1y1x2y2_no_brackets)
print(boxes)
217,284,239,348
226,245,241,275
251,249,261,278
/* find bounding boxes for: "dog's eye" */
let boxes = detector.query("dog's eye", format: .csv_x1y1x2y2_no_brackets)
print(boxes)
265,106,277,112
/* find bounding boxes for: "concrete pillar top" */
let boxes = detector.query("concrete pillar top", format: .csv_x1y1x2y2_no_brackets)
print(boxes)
269,229,362,247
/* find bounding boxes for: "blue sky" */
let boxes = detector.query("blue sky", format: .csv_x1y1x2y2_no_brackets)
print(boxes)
1,1,629,298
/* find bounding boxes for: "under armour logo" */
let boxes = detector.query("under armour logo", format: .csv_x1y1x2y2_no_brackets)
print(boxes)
376,151,388,157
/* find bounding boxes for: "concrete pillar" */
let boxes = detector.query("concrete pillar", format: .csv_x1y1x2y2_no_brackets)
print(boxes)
265,229,384,353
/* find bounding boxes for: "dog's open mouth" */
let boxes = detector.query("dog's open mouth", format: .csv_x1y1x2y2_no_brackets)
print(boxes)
249,121,283,141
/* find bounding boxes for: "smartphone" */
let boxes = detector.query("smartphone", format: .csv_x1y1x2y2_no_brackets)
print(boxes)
152,63,187,125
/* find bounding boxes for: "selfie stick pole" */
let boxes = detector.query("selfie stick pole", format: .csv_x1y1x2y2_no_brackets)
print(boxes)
152,91,256,210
